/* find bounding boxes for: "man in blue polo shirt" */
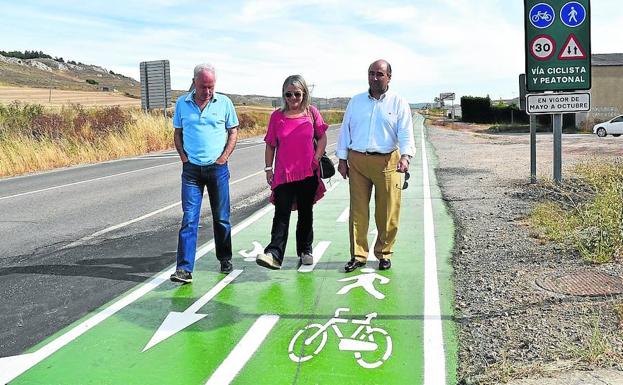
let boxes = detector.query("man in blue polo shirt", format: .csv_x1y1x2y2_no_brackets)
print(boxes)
170,63,239,283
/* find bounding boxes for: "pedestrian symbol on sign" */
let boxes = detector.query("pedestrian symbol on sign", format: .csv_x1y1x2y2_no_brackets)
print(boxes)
560,1,586,27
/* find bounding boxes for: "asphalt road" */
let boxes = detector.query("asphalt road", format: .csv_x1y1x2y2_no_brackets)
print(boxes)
0,125,340,357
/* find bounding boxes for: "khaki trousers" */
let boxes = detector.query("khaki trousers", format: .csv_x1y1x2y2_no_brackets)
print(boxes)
347,150,402,262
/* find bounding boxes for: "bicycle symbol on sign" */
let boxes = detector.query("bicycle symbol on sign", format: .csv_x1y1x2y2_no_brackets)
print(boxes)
531,10,552,22
288,307,393,369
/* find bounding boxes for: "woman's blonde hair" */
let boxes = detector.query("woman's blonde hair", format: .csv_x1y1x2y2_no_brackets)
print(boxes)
280,74,311,112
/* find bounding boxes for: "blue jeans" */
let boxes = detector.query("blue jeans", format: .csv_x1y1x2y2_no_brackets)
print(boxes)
177,161,232,272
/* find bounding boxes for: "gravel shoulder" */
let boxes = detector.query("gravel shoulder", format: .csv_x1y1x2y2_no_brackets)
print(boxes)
427,123,623,385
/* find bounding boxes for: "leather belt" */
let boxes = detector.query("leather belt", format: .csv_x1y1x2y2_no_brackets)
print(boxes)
351,150,391,156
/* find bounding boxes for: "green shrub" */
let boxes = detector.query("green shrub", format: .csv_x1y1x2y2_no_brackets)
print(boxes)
530,160,623,263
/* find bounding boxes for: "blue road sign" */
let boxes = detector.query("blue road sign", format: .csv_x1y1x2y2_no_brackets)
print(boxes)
529,3,555,29
560,1,586,27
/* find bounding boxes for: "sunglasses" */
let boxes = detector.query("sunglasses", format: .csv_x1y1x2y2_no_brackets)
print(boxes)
285,91,303,98
400,171,410,190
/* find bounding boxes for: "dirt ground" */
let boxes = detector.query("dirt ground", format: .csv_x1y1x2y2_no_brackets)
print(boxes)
0,86,141,107
427,122,623,384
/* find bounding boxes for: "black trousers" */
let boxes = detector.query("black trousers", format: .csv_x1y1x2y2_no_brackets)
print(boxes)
266,175,319,262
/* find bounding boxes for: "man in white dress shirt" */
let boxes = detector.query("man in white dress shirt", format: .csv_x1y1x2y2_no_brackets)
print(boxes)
336,59,416,273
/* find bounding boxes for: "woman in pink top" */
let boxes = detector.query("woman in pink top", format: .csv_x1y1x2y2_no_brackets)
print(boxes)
256,75,328,270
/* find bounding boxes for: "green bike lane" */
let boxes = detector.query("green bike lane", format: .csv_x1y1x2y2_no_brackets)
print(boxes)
3,114,457,385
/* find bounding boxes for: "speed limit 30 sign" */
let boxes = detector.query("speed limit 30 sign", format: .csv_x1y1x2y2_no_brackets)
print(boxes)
530,35,556,60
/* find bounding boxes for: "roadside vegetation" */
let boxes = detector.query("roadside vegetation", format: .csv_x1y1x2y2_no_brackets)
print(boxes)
0,102,344,177
529,159,623,263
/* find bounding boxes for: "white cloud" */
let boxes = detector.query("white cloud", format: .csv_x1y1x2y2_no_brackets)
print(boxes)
1,0,620,102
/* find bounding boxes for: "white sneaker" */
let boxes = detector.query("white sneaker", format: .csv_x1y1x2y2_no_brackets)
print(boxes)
300,252,314,265
256,252,282,270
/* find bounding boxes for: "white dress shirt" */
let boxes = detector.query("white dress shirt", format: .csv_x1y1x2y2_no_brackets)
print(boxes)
336,89,416,160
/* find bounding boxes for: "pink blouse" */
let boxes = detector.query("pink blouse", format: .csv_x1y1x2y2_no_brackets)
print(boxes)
264,105,329,208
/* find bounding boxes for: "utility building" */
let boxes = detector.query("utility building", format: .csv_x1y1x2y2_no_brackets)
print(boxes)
577,53,623,127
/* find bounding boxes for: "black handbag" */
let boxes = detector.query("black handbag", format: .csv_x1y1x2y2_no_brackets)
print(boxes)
309,108,335,179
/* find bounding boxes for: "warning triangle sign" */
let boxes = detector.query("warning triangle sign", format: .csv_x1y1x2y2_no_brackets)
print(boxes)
558,33,587,60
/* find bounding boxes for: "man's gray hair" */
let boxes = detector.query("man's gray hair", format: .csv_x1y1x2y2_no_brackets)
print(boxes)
194,63,216,79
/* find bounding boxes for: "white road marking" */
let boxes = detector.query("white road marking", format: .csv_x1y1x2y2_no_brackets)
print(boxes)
337,207,349,222
239,241,264,262
419,114,446,385
143,269,243,351
367,229,379,262
0,162,177,201
204,315,280,385
63,169,265,249
0,204,274,384
298,241,331,273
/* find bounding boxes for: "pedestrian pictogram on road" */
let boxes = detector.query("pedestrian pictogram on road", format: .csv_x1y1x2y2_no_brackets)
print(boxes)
530,34,556,61
336,268,390,300
560,1,586,27
558,33,587,60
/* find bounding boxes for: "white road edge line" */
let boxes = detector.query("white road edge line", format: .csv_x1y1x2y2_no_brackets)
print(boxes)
298,241,331,273
420,114,447,385
0,204,275,385
204,315,280,385
0,162,177,201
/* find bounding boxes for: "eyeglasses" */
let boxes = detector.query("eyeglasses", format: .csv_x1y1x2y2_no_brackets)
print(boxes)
285,91,303,98
400,171,410,190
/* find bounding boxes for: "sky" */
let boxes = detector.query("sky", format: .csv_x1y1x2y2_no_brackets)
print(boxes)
0,0,621,103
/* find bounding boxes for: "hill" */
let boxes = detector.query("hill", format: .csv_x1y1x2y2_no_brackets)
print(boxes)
0,53,351,109
0,54,141,97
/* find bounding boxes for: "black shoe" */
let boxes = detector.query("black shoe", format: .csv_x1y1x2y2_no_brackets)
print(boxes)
220,260,233,274
344,258,366,273
378,258,391,271
170,269,192,283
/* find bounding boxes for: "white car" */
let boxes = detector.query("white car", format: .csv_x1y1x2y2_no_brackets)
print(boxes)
593,115,623,137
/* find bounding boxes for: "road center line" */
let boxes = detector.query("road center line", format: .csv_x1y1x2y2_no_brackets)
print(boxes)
0,162,177,201
62,169,266,249
204,314,280,385
419,114,447,385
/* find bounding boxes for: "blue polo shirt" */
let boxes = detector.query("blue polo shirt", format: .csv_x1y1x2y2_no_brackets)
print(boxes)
173,91,239,166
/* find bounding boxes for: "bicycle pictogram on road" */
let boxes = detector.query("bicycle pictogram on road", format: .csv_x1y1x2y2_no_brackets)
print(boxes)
288,307,393,369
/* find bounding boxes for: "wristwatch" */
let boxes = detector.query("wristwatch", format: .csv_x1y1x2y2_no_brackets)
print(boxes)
264,166,273,171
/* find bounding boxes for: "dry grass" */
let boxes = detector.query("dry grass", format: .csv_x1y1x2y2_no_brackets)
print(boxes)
0,86,140,107
0,102,345,177
0,110,171,176
529,159,623,263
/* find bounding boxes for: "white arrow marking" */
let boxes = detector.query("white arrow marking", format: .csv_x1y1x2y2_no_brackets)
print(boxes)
143,269,243,352
205,314,279,385
238,241,264,262
337,207,349,222
298,241,331,273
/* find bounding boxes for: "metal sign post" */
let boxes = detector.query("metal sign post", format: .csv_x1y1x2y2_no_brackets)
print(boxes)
140,60,171,114
524,0,591,184
439,92,455,119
